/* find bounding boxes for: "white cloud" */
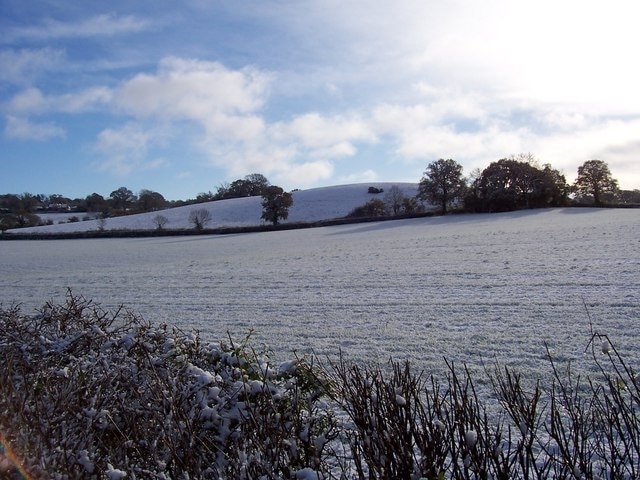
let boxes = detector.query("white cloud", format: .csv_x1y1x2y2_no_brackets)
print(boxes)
338,169,379,184
530,118,640,188
310,141,357,159
403,1,640,115
109,58,380,185
113,57,271,145
213,144,298,179
273,160,334,188
5,0,639,195
116,57,270,118
93,124,167,175
272,112,375,149
264,0,640,121
4,115,65,141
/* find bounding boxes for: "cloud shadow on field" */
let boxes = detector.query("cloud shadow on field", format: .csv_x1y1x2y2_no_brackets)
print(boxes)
558,207,608,215
327,209,555,236
152,233,245,245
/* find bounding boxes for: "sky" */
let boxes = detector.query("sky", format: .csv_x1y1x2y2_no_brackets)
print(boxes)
1,0,639,201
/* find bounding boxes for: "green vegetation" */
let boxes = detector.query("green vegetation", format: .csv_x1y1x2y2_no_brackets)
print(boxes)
2,294,640,478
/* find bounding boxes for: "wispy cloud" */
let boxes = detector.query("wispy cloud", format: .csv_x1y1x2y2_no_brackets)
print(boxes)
8,13,151,40
4,115,65,141
338,169,378,185
0,48,65,85
93,123,167,176
7,87,113,114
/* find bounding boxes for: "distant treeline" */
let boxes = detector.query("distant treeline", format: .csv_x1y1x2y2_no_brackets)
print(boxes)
0,210,443,240
2,157,639,233
345,156,638,219
0,173,274,231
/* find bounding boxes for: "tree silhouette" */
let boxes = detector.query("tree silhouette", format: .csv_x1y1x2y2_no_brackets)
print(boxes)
418,159,466,214
574,160,619,206
110,187,136,213
261,186,293,226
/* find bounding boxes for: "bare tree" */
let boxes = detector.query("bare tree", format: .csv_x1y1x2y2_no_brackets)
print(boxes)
152,214,169,230
188,209,212,230
509,152,540,168
383,185,406,215
96,214,107,231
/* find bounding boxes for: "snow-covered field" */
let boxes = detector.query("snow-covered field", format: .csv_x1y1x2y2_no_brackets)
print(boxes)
2,204,638,383
11,183,418,233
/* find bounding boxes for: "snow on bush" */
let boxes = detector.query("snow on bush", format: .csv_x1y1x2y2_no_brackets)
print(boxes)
0,293,338,479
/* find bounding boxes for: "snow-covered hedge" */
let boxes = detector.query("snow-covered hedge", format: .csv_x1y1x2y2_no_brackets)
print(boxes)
2,294,639,479
0,294,339,479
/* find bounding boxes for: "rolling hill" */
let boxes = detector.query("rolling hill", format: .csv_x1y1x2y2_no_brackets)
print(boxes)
10,183,420,234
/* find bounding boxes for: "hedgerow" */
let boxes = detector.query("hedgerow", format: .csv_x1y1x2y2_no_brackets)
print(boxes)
1,294,639,479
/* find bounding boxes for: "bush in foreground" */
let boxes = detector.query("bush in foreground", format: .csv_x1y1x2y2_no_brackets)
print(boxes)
1,295,639,479
0,294,338,479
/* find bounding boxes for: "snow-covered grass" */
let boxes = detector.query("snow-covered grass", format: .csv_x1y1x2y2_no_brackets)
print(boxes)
2,185,640,477
2,207,638,385
9,183,419,234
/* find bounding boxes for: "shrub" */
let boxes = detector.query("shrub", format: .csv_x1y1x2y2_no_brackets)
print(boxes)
0,294,339,479
96,215,107,231
188,208,212,230
347,198,387,218
152,214,169,230
367,186,384,194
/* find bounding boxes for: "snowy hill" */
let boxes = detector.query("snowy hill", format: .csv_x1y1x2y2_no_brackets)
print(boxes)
10,183,419,234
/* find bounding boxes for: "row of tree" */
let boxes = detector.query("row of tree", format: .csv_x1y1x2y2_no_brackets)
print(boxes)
419,157,630,214
346,157,636,219
0,173,278,217
1,158,637,231
0,188,168,216
0,174,281,230
0,175,295,232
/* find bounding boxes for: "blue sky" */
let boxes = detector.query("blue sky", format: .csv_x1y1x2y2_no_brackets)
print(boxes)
2,0,639,200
